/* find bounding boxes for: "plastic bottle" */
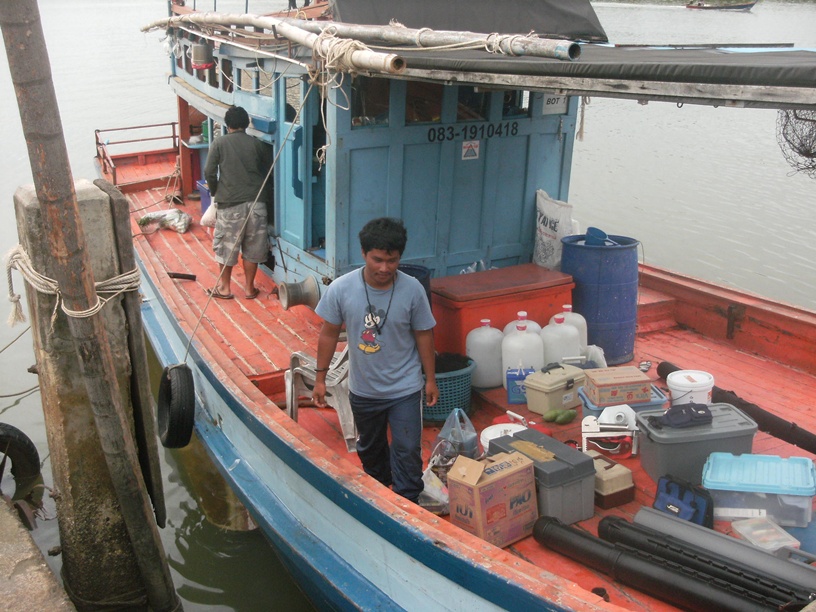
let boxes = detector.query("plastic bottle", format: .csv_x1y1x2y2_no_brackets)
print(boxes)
502,311,542,336
549,304,588,353
501,324,545,388
466,319,504,388
540,314,582,365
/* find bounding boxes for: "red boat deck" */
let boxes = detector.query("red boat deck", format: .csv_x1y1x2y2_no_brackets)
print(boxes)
122,173,816,610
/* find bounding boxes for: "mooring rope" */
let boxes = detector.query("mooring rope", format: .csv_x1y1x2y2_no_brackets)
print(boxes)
5,245,141,330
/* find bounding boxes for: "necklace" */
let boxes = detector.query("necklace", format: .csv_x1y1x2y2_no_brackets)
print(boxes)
362,268,396,334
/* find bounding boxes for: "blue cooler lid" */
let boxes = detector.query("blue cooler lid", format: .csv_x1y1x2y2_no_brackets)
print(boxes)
702,452,816,495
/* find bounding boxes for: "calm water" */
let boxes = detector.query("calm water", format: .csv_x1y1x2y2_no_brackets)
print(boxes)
1,1,814,609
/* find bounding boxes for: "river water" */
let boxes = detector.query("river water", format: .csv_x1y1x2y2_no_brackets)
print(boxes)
1,1,814,609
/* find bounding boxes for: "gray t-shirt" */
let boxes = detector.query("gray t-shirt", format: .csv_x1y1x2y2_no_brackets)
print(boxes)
316,268,436,399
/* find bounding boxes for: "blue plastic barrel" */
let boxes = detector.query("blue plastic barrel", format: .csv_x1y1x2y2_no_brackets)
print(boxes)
399,264,432,307
560,235,640,365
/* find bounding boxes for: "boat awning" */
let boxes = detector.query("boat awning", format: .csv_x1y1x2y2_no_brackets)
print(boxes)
330,0,609,42
396,44,816,110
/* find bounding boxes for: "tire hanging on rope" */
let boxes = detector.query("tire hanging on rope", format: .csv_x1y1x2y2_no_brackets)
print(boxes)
157,363,195,448
0,422,41,500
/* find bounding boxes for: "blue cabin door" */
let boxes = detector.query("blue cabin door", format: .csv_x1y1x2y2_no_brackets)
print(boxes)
278,77,312,250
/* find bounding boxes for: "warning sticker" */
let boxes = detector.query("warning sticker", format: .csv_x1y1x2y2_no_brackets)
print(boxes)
461,140,480,160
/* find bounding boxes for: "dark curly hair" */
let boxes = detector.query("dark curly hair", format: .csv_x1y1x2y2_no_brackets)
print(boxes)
359,217,407,255
224,106,250,130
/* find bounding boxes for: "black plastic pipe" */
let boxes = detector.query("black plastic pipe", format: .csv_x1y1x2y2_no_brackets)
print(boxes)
598,516,815,608
533,517,773,612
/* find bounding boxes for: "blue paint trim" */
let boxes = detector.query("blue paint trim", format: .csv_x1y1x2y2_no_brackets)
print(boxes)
194,415,398,611
138,262,569,611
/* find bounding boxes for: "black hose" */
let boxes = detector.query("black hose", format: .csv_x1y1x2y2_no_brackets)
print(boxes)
533,516,773,612
657,361,816,454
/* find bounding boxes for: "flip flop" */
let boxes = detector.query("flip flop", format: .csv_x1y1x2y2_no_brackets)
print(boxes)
206,288,234,300
245,288,260,300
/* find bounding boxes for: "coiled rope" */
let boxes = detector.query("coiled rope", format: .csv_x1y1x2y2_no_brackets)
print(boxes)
311,27,369,74
5,245,141,330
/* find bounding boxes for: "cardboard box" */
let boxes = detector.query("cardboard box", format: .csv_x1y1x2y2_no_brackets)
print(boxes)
583,366,652,407
448,452,538,548
488,429,595,524
524,364,586,415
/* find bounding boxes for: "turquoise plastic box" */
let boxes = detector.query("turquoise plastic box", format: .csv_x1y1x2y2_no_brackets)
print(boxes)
579,384,667,417
702,452,816,528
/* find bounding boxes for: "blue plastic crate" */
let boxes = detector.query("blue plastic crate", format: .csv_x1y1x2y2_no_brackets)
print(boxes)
579,384,667,417
703,453,816,527
196,179,211,213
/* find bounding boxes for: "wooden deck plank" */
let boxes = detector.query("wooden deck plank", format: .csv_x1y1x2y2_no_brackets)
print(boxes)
117,158,816,611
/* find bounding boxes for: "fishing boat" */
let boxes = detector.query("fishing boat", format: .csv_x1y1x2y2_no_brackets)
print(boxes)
686,1,758,11
93,0,816,609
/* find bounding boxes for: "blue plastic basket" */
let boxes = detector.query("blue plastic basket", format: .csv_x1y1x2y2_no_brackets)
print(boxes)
423,359,477,423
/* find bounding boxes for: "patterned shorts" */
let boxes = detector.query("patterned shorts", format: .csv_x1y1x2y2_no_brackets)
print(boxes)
212,201,269,266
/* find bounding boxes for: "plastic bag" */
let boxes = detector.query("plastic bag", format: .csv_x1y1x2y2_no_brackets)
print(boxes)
418,456,449,515
434,408,479,461
533,190,575,270
460,260,496,275
137,208,192,234
200,202,217,228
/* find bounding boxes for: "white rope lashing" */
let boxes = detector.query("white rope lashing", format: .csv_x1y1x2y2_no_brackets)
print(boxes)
311,27,370,74
5,245,141,329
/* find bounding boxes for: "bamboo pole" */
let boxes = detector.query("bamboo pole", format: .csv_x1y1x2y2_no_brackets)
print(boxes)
143,12,405,74
1,1,178,610
282,19,581,61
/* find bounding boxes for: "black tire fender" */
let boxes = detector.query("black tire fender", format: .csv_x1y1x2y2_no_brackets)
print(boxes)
0,423,41,498
157,363,195,448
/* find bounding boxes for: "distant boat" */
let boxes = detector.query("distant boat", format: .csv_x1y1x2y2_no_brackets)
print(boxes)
686,1,757,10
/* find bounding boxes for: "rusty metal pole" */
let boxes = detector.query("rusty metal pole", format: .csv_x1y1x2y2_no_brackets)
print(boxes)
1,1,178,610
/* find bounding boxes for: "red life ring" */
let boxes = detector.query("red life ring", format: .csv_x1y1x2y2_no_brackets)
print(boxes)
157,363,195,448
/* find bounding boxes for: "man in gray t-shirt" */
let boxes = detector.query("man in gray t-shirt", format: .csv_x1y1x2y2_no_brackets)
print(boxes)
313,218,438,503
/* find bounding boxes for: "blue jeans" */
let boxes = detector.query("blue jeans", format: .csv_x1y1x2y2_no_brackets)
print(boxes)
349,390,423,503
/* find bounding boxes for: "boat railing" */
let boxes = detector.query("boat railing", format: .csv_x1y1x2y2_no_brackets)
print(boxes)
94,122,179,186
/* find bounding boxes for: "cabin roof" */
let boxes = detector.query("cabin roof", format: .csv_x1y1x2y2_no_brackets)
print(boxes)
329,0,609,42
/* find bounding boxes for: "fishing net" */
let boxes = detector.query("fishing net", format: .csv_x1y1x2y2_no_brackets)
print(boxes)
776,110,816,179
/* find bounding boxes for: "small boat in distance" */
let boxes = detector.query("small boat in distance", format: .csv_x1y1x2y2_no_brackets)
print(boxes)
686,0,757,10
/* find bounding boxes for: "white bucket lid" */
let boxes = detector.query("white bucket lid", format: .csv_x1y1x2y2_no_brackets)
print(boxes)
480,423,526,452
666,369,714,390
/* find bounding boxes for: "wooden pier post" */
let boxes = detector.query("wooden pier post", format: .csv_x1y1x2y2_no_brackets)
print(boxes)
2,0,179,609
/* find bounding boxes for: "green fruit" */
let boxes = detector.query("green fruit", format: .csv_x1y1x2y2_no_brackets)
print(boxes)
541,409,563,422
555,409,577,424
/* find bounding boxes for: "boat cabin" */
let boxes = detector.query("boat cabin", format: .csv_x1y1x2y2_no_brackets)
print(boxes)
171,31,578,288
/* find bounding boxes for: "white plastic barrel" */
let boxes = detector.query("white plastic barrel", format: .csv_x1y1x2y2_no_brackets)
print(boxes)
466,319,504,388
503,311,542,336
540,314,581,365
501,324,545,389
549,304,588,353
666,370,715,405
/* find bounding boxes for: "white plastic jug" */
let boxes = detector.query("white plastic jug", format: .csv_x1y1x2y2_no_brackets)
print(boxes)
501,324,545,388
549,304,588,353
466,319,504,388
503,310,542,336
540,314,581,365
